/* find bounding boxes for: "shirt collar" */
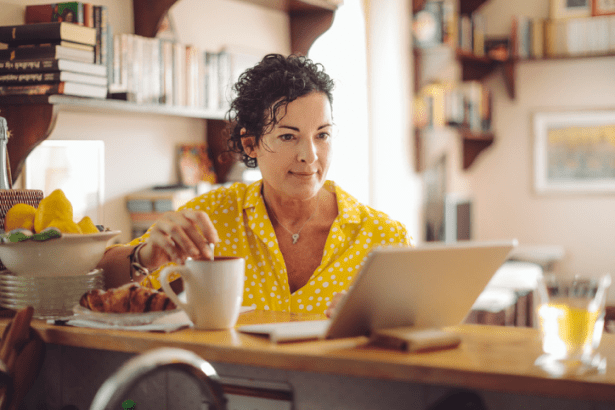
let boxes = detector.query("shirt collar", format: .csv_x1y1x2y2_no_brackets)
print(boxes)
242,180,361,224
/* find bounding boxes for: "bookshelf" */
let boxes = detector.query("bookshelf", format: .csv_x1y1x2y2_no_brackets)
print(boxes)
0,0,340,184
413,0,495,172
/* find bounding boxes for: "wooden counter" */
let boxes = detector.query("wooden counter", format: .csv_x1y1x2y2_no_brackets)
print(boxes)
9,310,615,404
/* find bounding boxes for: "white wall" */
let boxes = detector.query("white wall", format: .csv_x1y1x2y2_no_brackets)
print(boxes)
364,0,422,240
463,0,615,299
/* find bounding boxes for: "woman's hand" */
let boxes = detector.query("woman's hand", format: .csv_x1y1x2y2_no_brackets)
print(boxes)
139,209,219,270
325,290,347,318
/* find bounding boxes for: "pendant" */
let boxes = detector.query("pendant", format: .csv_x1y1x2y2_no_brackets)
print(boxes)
292,233,299,244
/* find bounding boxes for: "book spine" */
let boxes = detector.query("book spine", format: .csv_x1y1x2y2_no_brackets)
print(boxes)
173,42,186,106
120,34,130,97
205,51,218,110
531,18,544,58
186,45,196,107
0,24,61,43
25,2,85,25
197,49,206,108
472,13,485,57
99,6,109,66
150,37,161,104
0,59,60,73
110,33,122,89
93,6,101,64
0,47,58,61
106,23,114,91
0,72,64,85
161,40,173,105
132,35,143,103
84,3,94,28
217,51,231,110
442,0,457,48
0,82,62,96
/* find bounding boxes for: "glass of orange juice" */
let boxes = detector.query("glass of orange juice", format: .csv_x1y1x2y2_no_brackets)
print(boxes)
535,274,611,377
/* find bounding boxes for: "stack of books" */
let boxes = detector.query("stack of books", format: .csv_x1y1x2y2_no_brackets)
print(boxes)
125,186,196,239
0,21,107,99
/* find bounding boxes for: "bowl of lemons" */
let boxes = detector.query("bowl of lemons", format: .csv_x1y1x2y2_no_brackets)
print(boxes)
0,189,120,277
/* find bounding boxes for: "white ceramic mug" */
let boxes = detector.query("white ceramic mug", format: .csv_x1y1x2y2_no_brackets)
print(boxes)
159,257,245,330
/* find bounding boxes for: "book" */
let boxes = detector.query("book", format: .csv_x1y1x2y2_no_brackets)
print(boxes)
0,45,94,64
83,3,93,28
0,81,107,98
0,71,107,86
0,58,106,76
93,5,109,65
25,2,85,26
16,40,94,52
126,186,195,213
472,13,485,57
0,22,96,46
531,18,544,58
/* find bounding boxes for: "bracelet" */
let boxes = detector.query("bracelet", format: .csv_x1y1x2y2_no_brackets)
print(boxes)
128,242,149,281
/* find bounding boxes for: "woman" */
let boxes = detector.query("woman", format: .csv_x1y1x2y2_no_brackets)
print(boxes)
99,54,411,315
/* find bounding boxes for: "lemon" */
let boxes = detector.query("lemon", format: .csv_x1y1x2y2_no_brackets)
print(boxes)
34,189,73,233
77,216,99,234
47,218,82,234
4,203,37,232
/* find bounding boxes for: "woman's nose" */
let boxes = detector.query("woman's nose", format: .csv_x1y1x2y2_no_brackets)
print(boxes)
297,138,318,163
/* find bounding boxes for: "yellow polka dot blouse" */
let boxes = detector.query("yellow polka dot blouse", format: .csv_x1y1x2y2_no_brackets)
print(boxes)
129,180,412,314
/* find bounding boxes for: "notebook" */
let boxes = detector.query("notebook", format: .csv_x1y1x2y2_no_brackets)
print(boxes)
237,240,517,343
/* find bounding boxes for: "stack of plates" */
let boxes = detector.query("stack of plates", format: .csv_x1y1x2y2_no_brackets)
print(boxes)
0,269,104,319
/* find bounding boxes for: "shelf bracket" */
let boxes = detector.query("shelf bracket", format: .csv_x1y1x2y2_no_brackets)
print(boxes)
0,104,57,184
133,0,178,38
462,135,493,170
501,60,516,99
290,9,335,56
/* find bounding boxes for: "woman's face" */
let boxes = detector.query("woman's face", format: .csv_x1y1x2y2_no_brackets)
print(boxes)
246,92,333,202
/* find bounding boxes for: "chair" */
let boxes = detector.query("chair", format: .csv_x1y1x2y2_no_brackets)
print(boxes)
89,347,227,410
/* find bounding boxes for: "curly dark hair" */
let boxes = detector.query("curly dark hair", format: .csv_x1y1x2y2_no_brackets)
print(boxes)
226,53,335,168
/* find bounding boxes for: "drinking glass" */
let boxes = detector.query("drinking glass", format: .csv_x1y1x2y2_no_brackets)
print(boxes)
534,273,611,377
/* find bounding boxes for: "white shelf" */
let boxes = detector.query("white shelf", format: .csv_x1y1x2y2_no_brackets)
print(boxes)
48,95,228,120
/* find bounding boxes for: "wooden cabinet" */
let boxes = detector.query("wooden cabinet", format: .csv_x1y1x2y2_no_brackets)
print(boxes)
0,0,340,184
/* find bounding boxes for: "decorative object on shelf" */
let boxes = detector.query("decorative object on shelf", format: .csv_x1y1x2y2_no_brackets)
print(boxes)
592,0,615,15
533,109,615,193
413,1,443,48
549,0,591,19
177,144,217,186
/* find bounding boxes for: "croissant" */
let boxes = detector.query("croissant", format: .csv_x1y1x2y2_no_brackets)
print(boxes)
79,283,177,313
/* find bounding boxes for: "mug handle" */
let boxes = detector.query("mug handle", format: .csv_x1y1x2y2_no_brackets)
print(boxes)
159,265,190,313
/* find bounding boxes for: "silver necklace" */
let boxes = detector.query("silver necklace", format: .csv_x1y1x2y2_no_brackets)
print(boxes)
267,196,320,244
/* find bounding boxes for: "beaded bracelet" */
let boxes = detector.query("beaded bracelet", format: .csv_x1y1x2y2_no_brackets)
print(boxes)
128,242,149,281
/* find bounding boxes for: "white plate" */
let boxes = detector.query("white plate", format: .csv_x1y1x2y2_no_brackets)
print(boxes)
72,305,182,326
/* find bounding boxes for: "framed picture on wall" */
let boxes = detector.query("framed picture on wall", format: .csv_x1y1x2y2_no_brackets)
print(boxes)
550,0,591,19
533,109,615,193
592,0,615,15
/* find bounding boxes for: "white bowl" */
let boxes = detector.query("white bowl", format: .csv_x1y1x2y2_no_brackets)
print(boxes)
0,231,120,277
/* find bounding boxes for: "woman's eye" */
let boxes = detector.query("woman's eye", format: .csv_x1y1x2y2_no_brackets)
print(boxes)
318,132,330,140
279,134,294,141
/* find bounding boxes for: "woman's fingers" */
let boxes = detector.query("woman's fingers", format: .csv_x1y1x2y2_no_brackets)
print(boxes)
325,290,347,318
147,210,218,264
